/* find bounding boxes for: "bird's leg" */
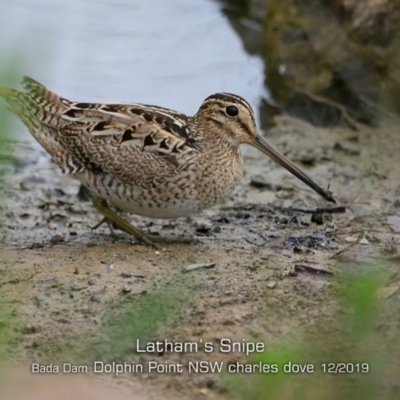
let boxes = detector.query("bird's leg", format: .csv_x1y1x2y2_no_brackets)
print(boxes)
91,217,107,231
92,197,194,246
91,217,119,239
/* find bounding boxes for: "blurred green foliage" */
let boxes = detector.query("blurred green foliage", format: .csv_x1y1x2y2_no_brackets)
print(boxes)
0,60,23,160
0,54,26,367
33,285,191,365
86,287,190,362
225,270,396,400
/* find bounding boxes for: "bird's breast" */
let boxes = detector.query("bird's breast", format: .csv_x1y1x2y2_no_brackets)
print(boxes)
75,146,244,219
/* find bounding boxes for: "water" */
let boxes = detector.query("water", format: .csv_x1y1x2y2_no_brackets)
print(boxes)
0,0,266,119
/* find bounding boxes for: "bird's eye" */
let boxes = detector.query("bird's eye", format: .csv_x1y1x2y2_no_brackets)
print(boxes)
225,105,238,117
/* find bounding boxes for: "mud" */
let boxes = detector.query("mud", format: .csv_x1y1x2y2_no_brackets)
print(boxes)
1,116,400,399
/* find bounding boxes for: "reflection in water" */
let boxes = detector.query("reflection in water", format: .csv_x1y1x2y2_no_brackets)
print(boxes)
0,0,266,118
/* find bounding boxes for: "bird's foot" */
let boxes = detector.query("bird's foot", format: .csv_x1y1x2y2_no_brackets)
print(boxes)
92,197,195,247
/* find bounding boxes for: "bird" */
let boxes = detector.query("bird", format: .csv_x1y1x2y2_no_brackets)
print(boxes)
0,77,335,245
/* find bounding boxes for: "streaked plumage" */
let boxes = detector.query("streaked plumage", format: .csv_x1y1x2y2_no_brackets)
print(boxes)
0,77,335,245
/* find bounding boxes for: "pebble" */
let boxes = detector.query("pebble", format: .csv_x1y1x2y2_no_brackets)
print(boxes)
195,219,213,233
90,295,101,303
345,236,358,243
50,233,64,245
293,245,307,254
106,263,115,272
266,281,277,289
250,178,282,191
378,285,400,299
359,238,369,245
261,230,280,239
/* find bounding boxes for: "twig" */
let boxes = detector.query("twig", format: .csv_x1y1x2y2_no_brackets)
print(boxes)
275,206,346,214
182,262,216,273
294,264,334,275
302,91,359,130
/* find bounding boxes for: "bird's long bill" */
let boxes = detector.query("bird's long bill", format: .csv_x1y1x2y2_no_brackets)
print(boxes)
252,134,336,203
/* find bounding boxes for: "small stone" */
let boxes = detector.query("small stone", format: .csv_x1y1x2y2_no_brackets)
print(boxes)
250,178,282,191
246,235,265,246
261,230,280,239
195,219,213,233
106,263,115,272
53,188,66,198
311,213,324,225
299,153,316,166
50,233,64,245
212,226,221,234
359,238,369,245
326,241,338,250
29,242,44,249
378,285,400,299
345,236,358,243
266,281,277,289
90,295,101,303
293,245,306,254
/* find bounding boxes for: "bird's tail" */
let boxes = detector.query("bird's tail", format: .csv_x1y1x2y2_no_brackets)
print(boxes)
0,76,74,164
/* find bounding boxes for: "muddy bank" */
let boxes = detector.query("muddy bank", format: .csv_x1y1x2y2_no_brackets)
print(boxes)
1,116,400,399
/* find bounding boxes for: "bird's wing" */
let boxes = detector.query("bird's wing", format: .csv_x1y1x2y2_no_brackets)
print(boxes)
0,76,199,185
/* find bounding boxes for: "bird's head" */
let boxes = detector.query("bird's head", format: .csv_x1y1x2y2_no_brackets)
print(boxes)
195,92,335,203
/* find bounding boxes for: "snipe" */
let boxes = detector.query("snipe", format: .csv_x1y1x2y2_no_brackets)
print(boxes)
0,77,335,245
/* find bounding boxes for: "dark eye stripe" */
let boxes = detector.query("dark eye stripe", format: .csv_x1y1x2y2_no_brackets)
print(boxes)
238,119,253,137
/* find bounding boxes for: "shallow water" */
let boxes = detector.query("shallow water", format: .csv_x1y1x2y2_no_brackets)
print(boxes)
0,0,266,119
